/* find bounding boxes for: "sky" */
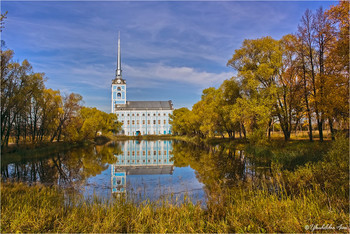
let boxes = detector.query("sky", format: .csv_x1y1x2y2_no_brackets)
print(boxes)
2,0,335,112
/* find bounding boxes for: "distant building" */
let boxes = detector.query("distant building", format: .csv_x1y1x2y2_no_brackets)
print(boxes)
111,33,173,136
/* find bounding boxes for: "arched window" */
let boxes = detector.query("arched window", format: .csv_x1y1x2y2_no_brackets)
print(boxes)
117,87,121,91
117,93,121,99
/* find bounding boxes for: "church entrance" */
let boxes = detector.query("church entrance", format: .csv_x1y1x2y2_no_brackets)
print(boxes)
136,131,141,136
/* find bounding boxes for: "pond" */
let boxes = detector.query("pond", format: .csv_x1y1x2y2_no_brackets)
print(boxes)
1,140,272,204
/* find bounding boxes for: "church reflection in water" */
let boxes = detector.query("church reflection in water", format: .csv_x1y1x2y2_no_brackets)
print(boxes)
111,140,173,194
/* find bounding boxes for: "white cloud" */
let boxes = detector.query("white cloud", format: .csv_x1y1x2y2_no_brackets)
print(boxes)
124,63,233,89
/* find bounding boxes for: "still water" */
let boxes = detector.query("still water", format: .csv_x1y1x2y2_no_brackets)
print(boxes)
2,140,271,203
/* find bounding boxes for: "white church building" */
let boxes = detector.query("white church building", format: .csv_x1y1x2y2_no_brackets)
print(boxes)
111,34,173,136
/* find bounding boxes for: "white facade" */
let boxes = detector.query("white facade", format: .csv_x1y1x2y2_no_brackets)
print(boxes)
115,109,172,136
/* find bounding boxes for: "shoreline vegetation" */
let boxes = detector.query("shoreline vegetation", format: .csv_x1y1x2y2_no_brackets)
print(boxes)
2,135,348,233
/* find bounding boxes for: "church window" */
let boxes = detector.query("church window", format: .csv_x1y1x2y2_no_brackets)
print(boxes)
127,114,130,116
154,151,156,155
158,120,161,124
127,151,130,156
153,113,156,116
164,120,166,124
132,114,134,116
127,120,130,124
158,113,160,116
137,113,139,116
148,151,150,155
117,114,119,116
137,151,140,156
132,120,135,125
148,120,150,124
148,113,150,116
143,151,145,156
122,114,124,116
148,159,150,163
117,93,121,99
117,87,121,91
159,151,161,155
143,120,145,124
153,120,156,124
142,113,145,116
164,113,166,116
132,151,135,156
143,160,145,163
164,151,166,155
137,120,139,124
137,160,139,163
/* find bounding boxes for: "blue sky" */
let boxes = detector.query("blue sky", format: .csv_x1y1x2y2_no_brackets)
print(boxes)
2,1,335,112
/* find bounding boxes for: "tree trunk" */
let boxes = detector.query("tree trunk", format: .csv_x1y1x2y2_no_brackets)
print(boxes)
268,119,272,140
241,122,246,139
301,52,313,142
329,117,335,141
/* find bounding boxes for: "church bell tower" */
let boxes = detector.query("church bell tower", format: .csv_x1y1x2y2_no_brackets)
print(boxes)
111,32,126,113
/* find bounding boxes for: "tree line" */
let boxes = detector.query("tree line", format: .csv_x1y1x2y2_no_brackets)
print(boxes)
1,14,121,150
171,1,348,141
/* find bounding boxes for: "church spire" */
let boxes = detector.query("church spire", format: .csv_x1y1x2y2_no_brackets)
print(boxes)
116,31,122,78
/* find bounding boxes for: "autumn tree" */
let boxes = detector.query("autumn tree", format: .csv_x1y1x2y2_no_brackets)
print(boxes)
170,107,193,136
324,0,349,139
50,93,83,142
219,78,241,138
64,107,122,142
227,37,283,140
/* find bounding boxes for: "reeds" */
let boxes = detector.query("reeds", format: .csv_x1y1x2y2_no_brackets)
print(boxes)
1,180,348,233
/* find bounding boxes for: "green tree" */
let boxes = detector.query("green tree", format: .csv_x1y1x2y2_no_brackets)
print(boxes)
227,37,280,140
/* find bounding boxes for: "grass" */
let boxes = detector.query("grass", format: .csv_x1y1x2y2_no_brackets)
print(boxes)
1,179,348,233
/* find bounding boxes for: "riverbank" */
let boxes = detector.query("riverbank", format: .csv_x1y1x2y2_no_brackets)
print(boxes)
1,141,90,165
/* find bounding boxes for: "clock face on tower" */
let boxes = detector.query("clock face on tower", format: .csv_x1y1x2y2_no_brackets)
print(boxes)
117,79,121,84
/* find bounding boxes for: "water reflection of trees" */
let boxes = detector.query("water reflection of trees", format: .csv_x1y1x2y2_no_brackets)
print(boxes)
1,143,122,188
172,141,272,193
